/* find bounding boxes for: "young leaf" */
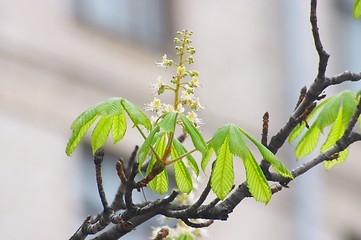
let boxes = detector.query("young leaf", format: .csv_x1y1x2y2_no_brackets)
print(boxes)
289,98,330,143
173,138,199,176
324,148,349,169
228,124,248,159
354,0,361,19
340,90,357,125
145,131,165,175
147,134,168,194
209,124,230,153
321,106,345,152
91,116,113,154
180,114,207,154
66,114,98,156
137,126,160,171
314,95,341,131
176,233,195,240
95,97,123,117
172,159,193,194
111,112,127,143
148,167,169,194
201,146,214,172
171,139,193,193
158,111,178,132
121,99,152,130
71,106,98,131
242,150,272,203
238,127,293,179
210,135,234,200
294,124,321,159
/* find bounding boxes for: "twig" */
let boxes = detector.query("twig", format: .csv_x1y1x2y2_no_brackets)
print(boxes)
310,0,330,79
93,149,109,211
181,218,213,228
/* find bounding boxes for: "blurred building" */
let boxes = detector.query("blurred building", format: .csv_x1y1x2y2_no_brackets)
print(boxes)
0,0,360,239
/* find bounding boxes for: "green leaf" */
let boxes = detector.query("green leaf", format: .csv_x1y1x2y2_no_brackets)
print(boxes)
66,114,98,156
289,98,330,143
95,97,123,117
66,97,124,155
91,116,114,154
147,133,168,194
171,139,193,193
149,167,169,194
238,127,293,179
201,146,214,172
145,131,166,176
121,99,151,130
314,95,341,131
354,0,361,19
324,148,349,169
173,159,193,194
158,111,178,132
209,124,230,153
111,112,127,143
228,124,248,159
176,233,195,240
180,114,207,154
321,106,345,152
340,90,357,125
242,150,272,203
137,126,160,172
71,106,98,131
294,124,321,159
210,135,234,200
172,138,199,176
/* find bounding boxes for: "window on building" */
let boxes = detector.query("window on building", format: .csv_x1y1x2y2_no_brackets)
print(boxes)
73,0,173,50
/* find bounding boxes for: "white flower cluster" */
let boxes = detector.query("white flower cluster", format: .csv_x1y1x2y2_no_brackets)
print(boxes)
145,29,204,127
145,67,203,126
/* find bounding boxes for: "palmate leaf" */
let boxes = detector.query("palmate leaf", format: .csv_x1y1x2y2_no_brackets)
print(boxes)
210,135,234,200
201,146,214,172
314,95,341,131
173,161,192,194
289,98,331,143
149,168,169,195
354,0,361,19
111,112,127,143
66,114,98,156
121,99,152,130
148,133,168,194
95,97,123,117
158,111,178,132
243,150,272,203
91,116,114,154
176,233,194,240
137,126,161,172
146,132,167,176
172,157,193,194
238,127,293,179
180,114,207,154
66,97,153,156
292,90,358,162
208,123,286,202
172,142,193,193
172,138,199,176
66,97,126,156
294,124,321,159
324,148,349,169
